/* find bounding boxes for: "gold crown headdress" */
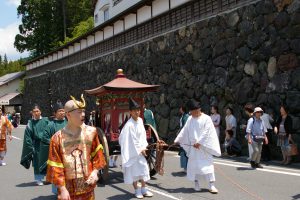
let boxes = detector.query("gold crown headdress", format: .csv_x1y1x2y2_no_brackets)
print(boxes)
70,94,86,109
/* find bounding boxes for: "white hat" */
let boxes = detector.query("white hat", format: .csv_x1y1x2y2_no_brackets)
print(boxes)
253,107,263,113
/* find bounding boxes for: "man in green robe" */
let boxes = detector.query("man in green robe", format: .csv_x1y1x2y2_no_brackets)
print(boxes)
40,102,67,194
178,104,190,172
39,102,67,175
143,103,157,130
20,104,50,186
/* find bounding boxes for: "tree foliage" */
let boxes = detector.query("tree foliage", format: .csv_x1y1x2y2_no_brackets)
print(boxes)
14,0,93,58
0,54,25,77
59,17,94,45
0,54,26,94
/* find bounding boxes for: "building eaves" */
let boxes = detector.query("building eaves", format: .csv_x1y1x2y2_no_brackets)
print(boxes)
0,71,25,87
24,0,152,66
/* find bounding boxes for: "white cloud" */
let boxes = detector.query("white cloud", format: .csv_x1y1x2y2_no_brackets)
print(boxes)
0,21,29,61
6,0,20,7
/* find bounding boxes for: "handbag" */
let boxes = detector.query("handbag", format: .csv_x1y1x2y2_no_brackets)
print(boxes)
252,135,265,143
289,143,299,156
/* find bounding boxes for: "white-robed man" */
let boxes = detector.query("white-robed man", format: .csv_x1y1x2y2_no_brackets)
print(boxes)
174,99,221,194
119,98,153,199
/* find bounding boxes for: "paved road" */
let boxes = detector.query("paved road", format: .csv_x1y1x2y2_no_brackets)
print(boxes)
0,126,299,200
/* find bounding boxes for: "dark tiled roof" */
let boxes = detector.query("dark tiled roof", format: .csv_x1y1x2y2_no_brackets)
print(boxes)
0,71,25,86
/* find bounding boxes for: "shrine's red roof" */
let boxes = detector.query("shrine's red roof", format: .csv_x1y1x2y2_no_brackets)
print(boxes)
85,69,159,96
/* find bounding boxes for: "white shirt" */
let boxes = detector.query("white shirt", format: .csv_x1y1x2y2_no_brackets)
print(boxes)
225,114,237,137
261,113,273,130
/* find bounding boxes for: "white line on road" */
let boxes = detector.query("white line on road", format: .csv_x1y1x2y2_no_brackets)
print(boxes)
11,136,22,140
214,158,300,173
172,152,300,173
147,187,182,200
214,161,300,177
16,125,26,128
117,177,182,200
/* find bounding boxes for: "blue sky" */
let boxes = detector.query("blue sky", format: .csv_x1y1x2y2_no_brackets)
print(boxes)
0,0,29,61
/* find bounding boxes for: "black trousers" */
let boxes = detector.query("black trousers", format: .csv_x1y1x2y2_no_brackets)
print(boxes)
261,129,273,161
226,146,241,156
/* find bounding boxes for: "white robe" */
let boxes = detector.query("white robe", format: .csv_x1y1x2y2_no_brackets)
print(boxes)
174,114,221,181
119,117,150,184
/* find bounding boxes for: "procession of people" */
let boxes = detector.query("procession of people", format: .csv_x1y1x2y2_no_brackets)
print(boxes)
0,91,297,200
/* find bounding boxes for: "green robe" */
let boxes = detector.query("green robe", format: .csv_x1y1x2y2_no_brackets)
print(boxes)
180,113,189,128
144,108,157,130
39,118,67,174
20,117,50,175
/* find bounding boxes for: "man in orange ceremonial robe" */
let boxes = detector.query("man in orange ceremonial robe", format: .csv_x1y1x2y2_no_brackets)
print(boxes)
0,107,13,166
46,95,106,200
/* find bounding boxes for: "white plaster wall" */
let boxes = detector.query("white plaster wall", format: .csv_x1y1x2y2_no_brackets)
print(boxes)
114,20,124,34
63,49,69,57
53,53,58,61
87,35,95,46
104,26,114,39
80,39,87,49
44,57,48,64
152,0,169,17
74,43,81,52
68,46,74,55
94,0,110,27
124,14,136,30
48,55,53,62
170,0,190,8
137,6,151,24
58,51,63,59
26,0,193,70
0,79,22,97
110,0,141,18
95,31,104,43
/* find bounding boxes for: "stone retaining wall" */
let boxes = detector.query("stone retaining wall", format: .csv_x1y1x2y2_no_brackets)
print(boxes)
22,0,300,160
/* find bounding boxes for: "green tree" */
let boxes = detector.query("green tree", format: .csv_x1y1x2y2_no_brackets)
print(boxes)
0,55,2,66
0,58,25,77
14,0,93,57
19,79,25,94
59,17,94,45
66,0,93,34
3,54,8,69
14,0,64,57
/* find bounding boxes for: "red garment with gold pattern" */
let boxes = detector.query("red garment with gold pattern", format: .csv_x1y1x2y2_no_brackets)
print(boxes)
0,116,13,152
46,125,106,200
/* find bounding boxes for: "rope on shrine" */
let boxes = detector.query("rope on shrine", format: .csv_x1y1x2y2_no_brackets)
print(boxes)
147,140,168,175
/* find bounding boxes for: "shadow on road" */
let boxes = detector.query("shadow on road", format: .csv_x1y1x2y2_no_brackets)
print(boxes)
147,182,215,199
236,167,256,171
105,181,134,200
16,182,38,187
171,171,187,177
292,193,300,200
31,195,56,200
106,193,134,200
147,182,193,193
98,168,143,199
